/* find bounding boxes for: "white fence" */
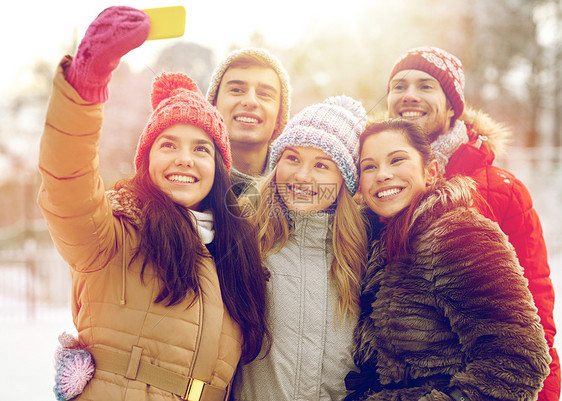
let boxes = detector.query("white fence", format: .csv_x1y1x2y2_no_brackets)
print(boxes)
0,241,70,323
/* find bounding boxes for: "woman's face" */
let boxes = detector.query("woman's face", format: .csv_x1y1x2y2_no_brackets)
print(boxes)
359,129,438,218
275,146,343,214
148,124,216,211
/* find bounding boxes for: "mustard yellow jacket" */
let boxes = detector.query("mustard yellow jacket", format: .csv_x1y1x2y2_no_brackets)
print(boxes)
38,56,242,400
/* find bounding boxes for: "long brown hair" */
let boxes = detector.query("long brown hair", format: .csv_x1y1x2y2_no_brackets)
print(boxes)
115,148,270,363
359,119,437,262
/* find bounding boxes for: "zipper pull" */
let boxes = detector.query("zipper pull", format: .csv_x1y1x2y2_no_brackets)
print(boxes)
474,135,488,149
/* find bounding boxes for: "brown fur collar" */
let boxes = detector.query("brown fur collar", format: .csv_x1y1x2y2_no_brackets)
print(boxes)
410,175,476,232
106,187,142,227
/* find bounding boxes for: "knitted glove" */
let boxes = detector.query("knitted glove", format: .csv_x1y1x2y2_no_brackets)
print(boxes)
53,332,95,401
65,6,150,102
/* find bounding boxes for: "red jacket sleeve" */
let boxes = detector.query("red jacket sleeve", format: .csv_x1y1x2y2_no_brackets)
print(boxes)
475,166,560,401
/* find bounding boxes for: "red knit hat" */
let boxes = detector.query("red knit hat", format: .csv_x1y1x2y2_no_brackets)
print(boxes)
387,46,465,122
134,72,231,170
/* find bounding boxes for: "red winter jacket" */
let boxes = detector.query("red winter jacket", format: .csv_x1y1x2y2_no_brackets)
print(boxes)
445,107,559,401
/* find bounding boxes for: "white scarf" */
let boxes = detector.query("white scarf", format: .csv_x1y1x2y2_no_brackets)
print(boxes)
431,120,468,172
190,209,215,244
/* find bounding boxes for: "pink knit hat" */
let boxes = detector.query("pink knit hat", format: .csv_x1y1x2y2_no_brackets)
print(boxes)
387,46,465,122
134,73,231,170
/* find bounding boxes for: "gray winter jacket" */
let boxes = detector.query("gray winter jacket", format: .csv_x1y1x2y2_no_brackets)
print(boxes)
234,212,357,400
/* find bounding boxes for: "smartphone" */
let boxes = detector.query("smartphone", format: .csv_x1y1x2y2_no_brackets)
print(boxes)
143,6,186,40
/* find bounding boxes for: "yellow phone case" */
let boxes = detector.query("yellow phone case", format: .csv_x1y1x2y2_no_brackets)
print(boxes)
143,6,186,41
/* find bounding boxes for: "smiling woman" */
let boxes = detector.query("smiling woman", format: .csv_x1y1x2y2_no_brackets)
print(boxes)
275,146,344,214
358,122,438,219
346,118,551,401
148,124,216,211
37,7,269,400
234,95,369,400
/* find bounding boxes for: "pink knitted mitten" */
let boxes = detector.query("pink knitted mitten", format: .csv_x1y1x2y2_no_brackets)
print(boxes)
53,332,94,401
66,6,150,103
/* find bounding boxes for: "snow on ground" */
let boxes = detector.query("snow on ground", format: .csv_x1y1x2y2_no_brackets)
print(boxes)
0,307,74,400
2,258,562,401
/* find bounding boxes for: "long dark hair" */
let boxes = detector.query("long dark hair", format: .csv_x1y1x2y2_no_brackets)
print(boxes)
115,148,270,363
359,119,436,263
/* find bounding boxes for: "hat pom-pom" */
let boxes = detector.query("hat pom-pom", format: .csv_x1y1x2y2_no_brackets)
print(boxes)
151,72,201,110
324,95,367,128
58,331,80,349
324,95,366,119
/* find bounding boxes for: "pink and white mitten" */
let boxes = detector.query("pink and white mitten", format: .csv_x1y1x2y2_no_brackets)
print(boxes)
53,332,94,401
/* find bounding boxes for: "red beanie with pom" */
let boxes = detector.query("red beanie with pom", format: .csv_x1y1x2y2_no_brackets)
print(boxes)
134,72,231,170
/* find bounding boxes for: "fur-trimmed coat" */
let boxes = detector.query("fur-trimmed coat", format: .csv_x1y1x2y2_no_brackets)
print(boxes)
449,108,559,401
348,177,551,401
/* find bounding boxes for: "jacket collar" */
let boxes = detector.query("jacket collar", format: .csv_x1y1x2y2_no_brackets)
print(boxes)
458,106,510,155
445,138,494,177
409,176,476,234
106,187,142,227
442,105,510,177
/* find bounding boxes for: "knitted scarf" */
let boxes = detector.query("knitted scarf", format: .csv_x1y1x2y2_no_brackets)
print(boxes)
431,120,468,172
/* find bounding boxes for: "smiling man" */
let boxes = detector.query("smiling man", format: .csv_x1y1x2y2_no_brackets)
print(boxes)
386,46,559,401
207,48,291,195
